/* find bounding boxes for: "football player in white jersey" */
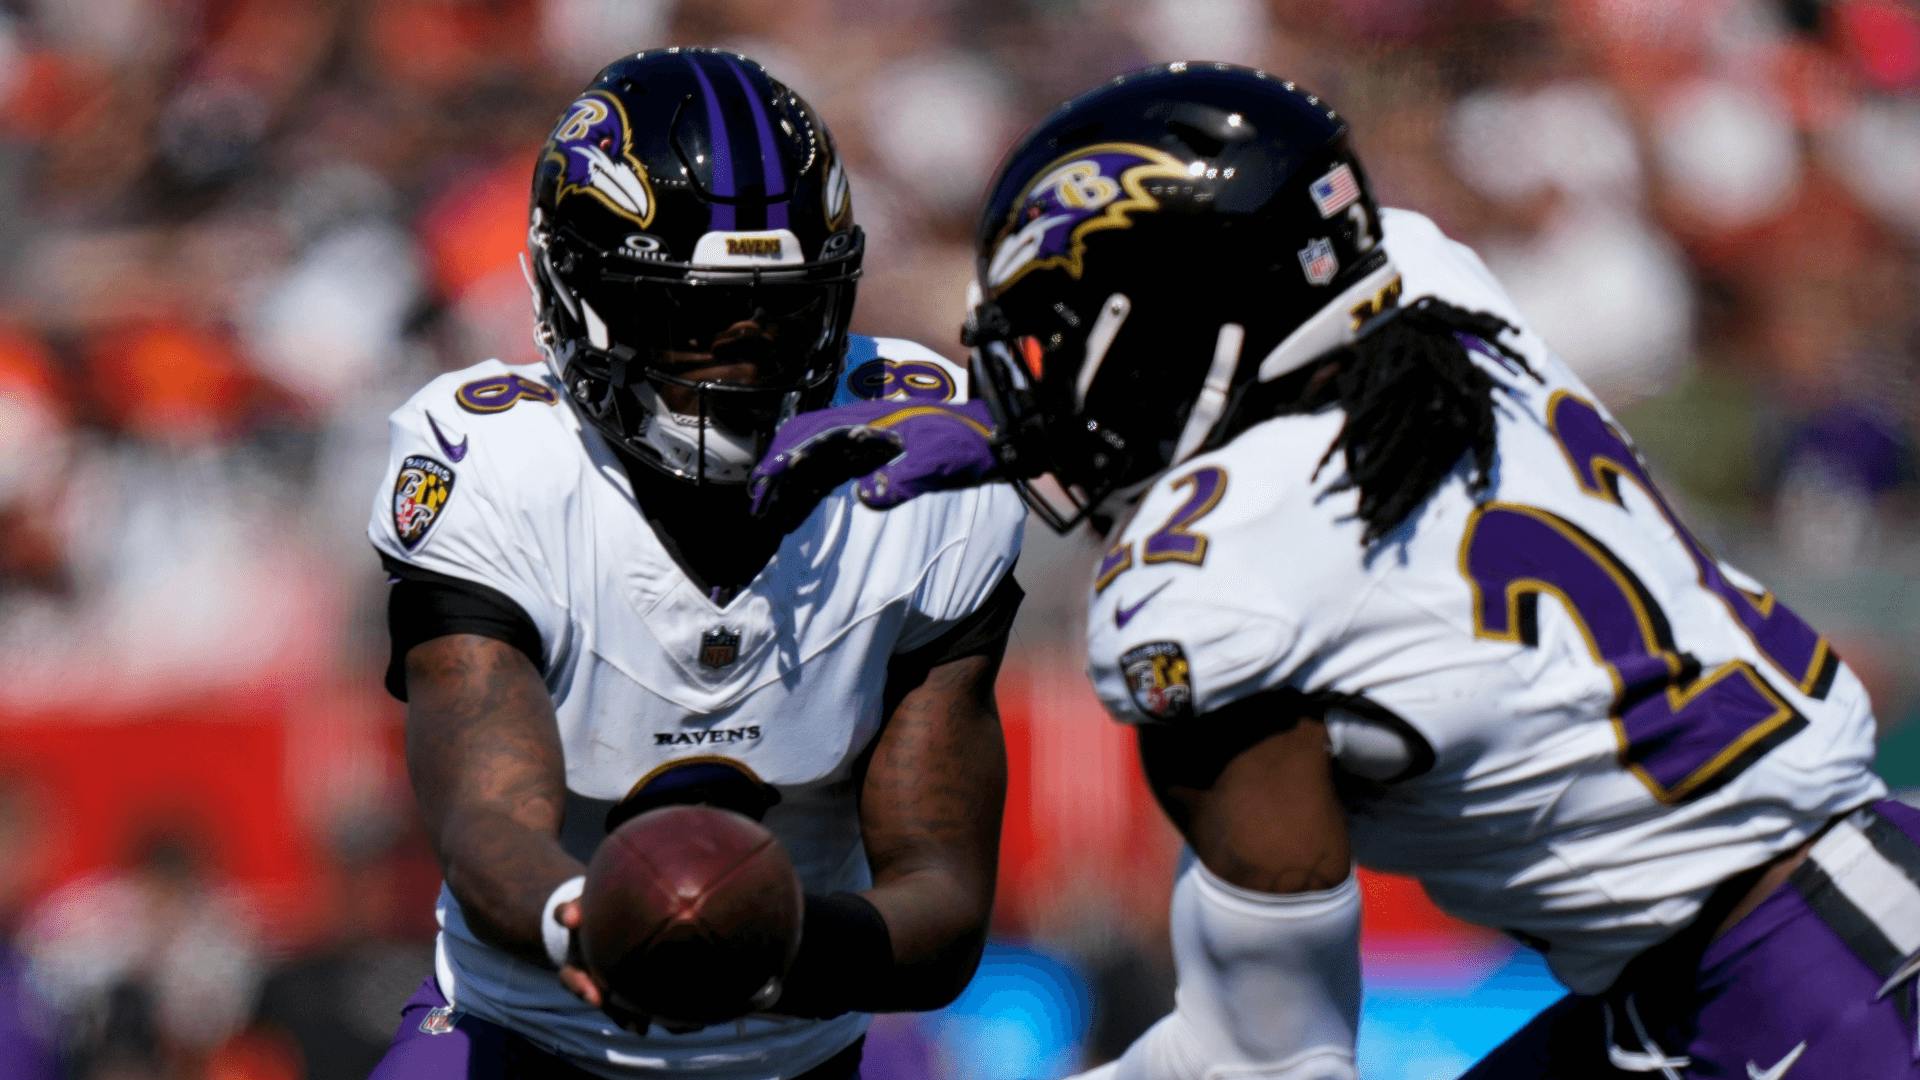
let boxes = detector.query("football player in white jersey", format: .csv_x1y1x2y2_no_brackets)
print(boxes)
750,64,1920,1078
365,49,1026,1079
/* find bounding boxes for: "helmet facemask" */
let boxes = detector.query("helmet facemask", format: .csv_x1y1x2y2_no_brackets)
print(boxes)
966,295,1160,534
532,217,862,485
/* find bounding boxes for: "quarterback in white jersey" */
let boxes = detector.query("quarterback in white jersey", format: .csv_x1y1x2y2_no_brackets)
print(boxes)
367,51,1023,1080
751,65,1920,1078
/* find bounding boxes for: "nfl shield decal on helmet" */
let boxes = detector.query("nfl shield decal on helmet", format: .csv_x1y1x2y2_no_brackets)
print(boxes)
700,627,741,669
1298,237,1339,286
1120,641,1193,721
392,455,456,551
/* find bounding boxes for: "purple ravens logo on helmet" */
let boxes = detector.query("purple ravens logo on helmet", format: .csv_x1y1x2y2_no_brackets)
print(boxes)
984,142,1188,296
546,91,656,228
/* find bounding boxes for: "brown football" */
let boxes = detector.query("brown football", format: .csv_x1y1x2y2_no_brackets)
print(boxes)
578,804,803,1025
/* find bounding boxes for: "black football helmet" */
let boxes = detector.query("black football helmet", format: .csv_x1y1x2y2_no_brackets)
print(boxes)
965,63,1398,530
528,48,863,484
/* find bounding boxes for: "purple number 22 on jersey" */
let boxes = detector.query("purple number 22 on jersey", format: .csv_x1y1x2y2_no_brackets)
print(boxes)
1548,391,1836,698
1460,392,1817,803
1094,466,1228,594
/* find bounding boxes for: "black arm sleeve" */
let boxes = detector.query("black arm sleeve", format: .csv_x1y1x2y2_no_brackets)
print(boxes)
381,556,545,702
768,891,895,1019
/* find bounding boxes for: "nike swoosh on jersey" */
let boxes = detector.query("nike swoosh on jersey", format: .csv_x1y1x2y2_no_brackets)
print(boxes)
426,410,469,463
1747,1041,1806,1080
1114,581,1172,628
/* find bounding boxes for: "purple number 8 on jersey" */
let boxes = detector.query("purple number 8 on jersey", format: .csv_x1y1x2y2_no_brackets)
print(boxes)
456,374,559,415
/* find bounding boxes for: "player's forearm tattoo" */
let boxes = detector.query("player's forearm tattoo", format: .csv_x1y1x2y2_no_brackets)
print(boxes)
404,635,584,966
857,652,1008,1008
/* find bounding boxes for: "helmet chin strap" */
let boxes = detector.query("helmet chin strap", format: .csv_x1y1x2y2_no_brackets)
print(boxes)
1170,321,1246,467
1075,293,1133,409
1163,261,1402,470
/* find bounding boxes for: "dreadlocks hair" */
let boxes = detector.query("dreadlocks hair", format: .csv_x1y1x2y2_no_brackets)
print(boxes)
1307,296,1542,547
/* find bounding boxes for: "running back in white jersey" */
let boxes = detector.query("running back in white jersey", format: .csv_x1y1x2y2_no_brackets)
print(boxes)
1086,210,1885,993
368,335,1025,1078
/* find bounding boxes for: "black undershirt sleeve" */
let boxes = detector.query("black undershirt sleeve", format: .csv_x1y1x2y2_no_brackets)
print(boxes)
880,571,1023,720
889,571,1025,679
381,555,545,702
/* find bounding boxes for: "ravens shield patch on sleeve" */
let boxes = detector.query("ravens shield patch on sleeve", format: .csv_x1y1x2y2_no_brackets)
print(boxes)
1120,641,1193,721
393,455,456,550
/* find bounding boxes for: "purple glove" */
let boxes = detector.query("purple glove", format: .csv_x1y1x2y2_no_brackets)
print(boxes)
750,399,1004,533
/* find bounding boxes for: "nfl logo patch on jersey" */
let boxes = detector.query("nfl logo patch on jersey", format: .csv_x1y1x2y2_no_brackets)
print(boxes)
1298,238,1339,286
699,627,741,669
418,1004,458,1036
1309,163,1361,218
1120,641,1193,721
393,455,456,551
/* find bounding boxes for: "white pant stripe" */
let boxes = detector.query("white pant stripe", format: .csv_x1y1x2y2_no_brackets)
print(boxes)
1810,819,1920,959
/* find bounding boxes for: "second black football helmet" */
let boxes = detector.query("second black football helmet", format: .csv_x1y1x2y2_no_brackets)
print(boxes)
965,62,1398,529
528,48,863,484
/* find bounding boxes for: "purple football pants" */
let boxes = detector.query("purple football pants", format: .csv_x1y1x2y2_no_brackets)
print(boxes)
369,977,866,1079
1465,798,1920,1078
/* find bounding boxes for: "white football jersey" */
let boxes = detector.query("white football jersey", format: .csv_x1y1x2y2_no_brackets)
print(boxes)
1086,210,1885,993
368,335,1024,1078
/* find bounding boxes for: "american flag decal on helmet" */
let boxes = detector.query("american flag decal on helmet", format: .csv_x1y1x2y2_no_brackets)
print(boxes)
1310,163,1361,218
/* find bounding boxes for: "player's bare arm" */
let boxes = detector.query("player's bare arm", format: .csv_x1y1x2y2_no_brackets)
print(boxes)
854,649,1009,1009
1137,700,1348,895
403,633,583,967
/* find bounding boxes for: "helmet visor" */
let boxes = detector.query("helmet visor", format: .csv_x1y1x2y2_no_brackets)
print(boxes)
574,274,852,389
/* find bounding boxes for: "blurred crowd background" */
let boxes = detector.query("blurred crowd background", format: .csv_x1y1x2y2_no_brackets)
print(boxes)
0,0,1916,1077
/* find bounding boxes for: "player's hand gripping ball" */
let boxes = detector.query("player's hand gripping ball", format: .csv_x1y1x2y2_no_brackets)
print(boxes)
580,805,803,1027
